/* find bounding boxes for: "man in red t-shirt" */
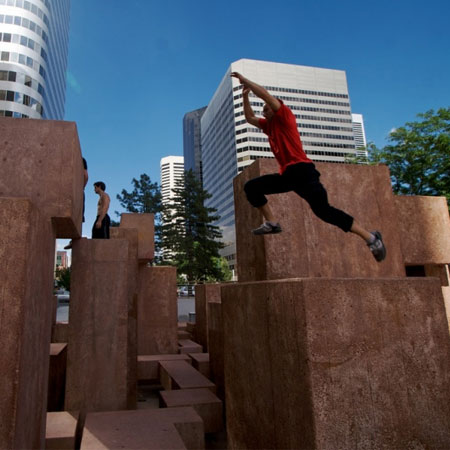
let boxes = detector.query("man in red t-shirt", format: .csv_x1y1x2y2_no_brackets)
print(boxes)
230,72,386,262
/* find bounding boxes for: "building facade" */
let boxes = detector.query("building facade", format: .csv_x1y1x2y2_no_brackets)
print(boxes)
352,113,368,158
183,106,206,186
201,58,358,274
160,155,184,205
0,0,70,119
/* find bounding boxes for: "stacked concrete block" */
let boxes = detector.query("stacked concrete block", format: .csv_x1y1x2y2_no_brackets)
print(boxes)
0,118,84,449
223,160,450,449
120,213,155,262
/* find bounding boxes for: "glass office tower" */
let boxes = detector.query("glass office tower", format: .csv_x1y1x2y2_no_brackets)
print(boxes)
0,0,70,119
183,106,206,186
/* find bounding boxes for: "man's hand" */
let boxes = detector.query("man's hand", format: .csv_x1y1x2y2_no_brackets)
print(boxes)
231,72,248,87
243,87,251,96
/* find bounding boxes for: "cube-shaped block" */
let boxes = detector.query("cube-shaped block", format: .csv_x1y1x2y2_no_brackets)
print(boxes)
188,353,210,379
222,278,450,449
138,354,191,381
234,159,406,280
120,213,155,262
0,118,84,238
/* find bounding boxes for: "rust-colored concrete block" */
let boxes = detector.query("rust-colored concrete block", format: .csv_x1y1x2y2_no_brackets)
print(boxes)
120,213,155,262
178,339,202,354
194,284,222,351
0,118,84,238
396,196,450,265
207,301,224,401
45,411,77,450
137,354,191,381
189,353,210,379
138,265,178,355
65,238,135,412
81,407,204,450
234,160,406,280
222,278,450,449
160,388,223,433
47,343,67,412
159,360,216,393
443,287,450,333
425,264,450,286
110,227,139,409
51,322,69,344
0,198,56,450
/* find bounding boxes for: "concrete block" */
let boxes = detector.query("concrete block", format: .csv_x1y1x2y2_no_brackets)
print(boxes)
47,343,67,412
80,408,204,450
194,283,222,351
178,339,202,354
138,354,191,381
0,118,84,238
138,265,178,355
189,353,210,379
233,159,405,280
120,213,155,262
160,360,216,393
443,286,450,333
51,322,69,344
160,388,223,433
207,301,224,401
425,264,450,286
222,278,450,449
178,330,192,340
396,196,450,265
45,411,77,450
65,238,135,412
0,198,55,450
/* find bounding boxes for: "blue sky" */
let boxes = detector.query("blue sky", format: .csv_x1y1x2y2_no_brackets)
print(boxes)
62,0,450,242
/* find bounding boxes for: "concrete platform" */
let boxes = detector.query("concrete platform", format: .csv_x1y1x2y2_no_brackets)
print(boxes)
189,353,210,379
45,411,77,450
160,360,216,393
178,339,202,354
138,354,191,381
160,388,223,433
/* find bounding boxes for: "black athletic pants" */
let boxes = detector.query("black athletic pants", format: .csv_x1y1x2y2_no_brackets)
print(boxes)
244,162,354,232
92,214,110,239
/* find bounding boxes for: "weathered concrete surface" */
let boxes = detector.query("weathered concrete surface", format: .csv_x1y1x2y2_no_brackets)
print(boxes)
138,265,178,355
45,411,77,450
65,238,135,412
0,117,84,238
138,354,191,381
222,278,450,449
51,322,69,344
396,195,450,265
0,198,56,450
120,213,155,262
47,343,67,412
110,227,139,408
443,286,450,333
234,160,405,280
195,283,222,351
81,408,204,450
207,300,224,401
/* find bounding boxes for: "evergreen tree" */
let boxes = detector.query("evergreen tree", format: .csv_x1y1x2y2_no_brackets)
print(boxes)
160,169,226,282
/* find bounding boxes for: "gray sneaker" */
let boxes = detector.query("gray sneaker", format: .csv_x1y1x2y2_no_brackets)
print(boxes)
368,231,386,262
252,222,282,235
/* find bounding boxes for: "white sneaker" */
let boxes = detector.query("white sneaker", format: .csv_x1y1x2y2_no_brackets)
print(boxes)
252,222,282,235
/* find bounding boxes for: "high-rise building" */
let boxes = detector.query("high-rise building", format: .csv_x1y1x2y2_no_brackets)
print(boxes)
352,113,368,158
183,106,206,186
0,0,70,119
56,250,68,268
160,155,184,205
201,58,357,274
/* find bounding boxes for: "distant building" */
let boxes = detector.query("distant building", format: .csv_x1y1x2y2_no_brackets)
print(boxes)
0,0,71,119
201,58,357,276
56,250,68,268
352,113,368,159
160,155,184,206
183,106,206,186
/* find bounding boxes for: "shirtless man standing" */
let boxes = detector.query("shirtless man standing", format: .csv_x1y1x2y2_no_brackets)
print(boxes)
92,181,110,239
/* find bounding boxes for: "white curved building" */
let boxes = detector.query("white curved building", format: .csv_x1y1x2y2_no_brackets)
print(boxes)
0,0,70,119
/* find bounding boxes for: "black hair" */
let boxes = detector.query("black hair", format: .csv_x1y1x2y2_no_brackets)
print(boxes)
94,181,106,191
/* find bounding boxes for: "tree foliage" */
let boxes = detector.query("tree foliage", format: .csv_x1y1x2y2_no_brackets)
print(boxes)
368,108,450,207
55,267,71,291
116,173,162,215
159,169,227,283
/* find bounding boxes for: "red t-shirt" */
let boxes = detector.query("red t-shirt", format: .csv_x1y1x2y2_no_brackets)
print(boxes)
259,101,312,174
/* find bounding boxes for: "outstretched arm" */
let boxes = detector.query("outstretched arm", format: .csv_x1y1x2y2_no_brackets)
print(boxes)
242,87,261,128
231,72,281,112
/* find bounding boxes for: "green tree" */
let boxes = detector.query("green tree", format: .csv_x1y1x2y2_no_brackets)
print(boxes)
369,108,450,208
160,169,226,283
116,173,162,215
55,267,71,291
